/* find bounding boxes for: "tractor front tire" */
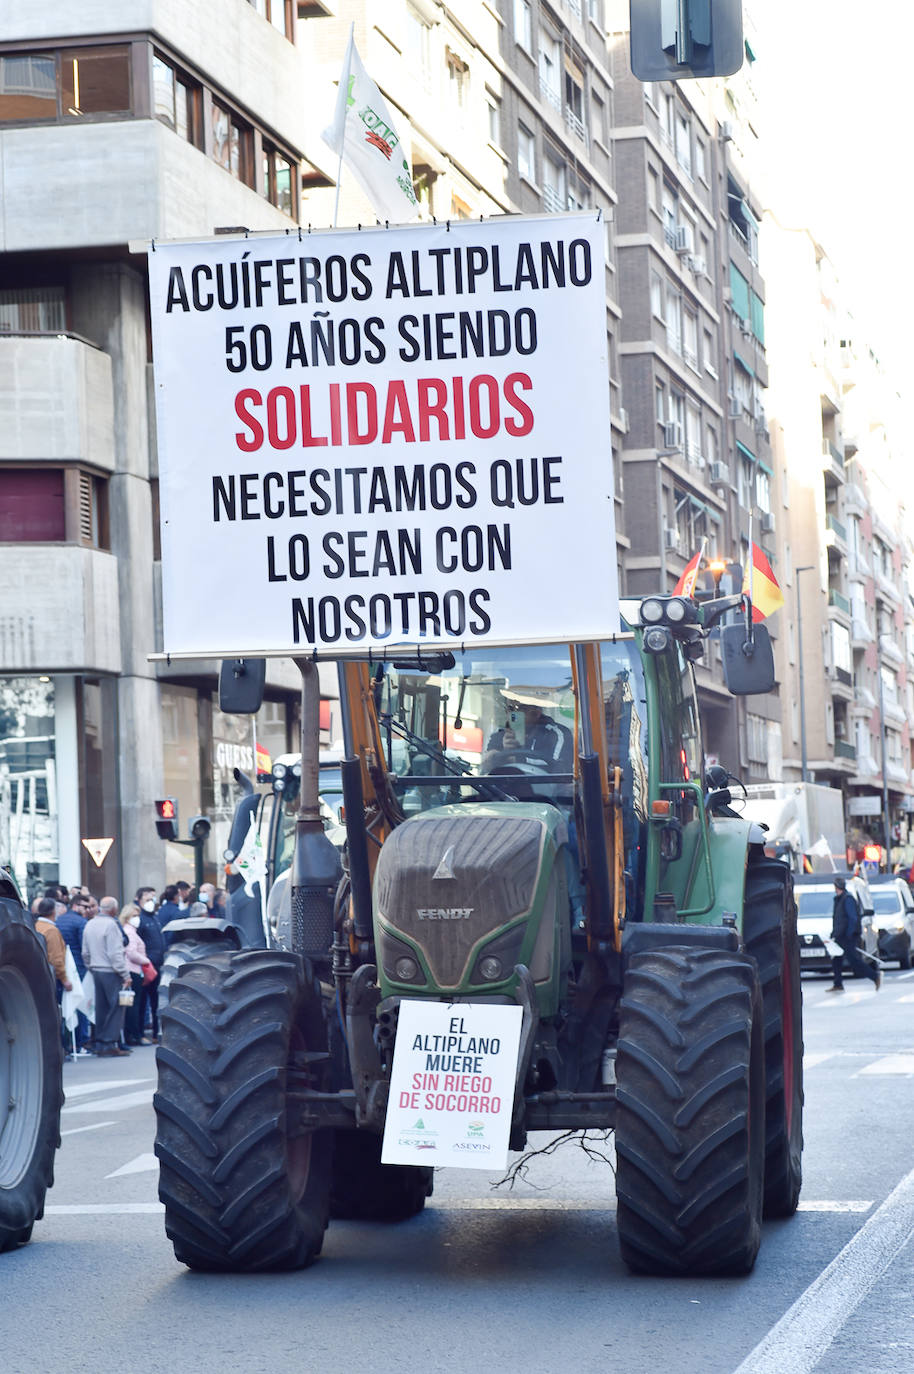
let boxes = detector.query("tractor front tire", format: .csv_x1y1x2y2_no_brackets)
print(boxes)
0,892,64,1252
331,1128,433,1221
615,946,765,1276
158,937,239,1005
155,948,331,1271
743,856,804,1217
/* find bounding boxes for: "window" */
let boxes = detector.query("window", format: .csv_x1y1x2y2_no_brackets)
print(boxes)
706,426,718,469
486,91,500,147
685,401,702,466
517,124,535,182
665,283,683,355
0,470,65,541
0,53,57,120
650,270,664,320
446,48,470,110
675,112,691,176
695,138,706,181
750,290,765,344
832,623,852,677
655,382,666,422
0,467,108,546
248,0,292,40
703,326,716,377
755,466,771,514
746,714,769,765
729,262,751,323
737,454,754,509
212,101,253,186
514,0,533,52
733,358,753,411
564,54,585,139
543,151,566,213
407,6,432,85
538,30,561,110
683,309,698,370
592,90,606,145
152,55,201,147
0,46,131,123
263,144,294,217
0,286,66,332
661,92,674,147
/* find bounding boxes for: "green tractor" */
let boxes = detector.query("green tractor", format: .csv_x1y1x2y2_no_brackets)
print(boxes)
153,593,802,1275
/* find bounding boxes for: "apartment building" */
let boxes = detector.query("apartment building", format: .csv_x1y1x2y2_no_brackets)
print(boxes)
305,0,628,577
0,0,337,899
762,219,914,863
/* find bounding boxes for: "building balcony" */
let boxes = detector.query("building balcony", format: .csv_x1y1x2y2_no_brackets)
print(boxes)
828,589,851,616
851,615,874,646
0,544,121,672
883,699,907,726
825,513,847,546
0,334,114,468
879,634,905,667
834,739,857,761
822,436,845,487
844,481,867,517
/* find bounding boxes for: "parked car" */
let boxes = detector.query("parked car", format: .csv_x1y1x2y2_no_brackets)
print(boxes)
794,871,877,976
868,876,914,968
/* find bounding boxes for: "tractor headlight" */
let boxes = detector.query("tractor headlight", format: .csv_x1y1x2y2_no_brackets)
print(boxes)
644,626,671,654
640,597,665,624
666,597,688,623
395,955,419,981
478,956,503,981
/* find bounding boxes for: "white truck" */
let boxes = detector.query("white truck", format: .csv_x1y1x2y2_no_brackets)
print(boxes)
739,782,846,873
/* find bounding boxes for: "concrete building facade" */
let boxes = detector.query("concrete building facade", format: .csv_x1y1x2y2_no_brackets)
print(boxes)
0,0,336,900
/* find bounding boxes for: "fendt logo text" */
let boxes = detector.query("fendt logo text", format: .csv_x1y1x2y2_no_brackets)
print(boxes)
416,908,473,920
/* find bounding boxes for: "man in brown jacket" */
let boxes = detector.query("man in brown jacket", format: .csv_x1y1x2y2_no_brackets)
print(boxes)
34,896,71,990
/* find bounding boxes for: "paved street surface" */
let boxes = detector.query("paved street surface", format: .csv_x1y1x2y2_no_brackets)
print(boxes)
2,969,913,1374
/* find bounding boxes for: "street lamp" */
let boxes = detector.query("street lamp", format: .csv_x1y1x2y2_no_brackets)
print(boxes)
795,566,814,783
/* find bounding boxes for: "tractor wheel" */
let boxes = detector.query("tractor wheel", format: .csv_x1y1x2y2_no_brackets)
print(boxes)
615,946,765,1276
330,1128,433,1220
158,937,238,1004
155,948,332,1271
0,890,64,1252
743,856,804,1217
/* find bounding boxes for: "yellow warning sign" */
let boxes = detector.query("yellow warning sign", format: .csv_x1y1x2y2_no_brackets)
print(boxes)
82,837,114,867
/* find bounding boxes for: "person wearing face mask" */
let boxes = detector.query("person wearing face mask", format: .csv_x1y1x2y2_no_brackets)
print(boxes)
136,888,165,1042
118,903,154,1046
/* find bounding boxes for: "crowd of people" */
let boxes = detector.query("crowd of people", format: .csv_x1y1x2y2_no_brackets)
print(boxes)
30,880,228,1058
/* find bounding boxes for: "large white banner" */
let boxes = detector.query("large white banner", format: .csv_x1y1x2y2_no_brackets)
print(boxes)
148,215,618,657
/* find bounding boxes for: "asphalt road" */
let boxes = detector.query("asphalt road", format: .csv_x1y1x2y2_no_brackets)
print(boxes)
2,968,913,1374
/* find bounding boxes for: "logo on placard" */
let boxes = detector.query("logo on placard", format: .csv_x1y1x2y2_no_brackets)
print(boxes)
467,1121,485,1139
452,1141,492,1153
399,1118,438,1150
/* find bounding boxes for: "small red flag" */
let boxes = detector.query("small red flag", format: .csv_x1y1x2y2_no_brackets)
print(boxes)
673,549,703,598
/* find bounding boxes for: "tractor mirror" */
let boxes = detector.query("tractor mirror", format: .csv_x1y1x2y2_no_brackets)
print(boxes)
721,623,775,695
219,658,266,714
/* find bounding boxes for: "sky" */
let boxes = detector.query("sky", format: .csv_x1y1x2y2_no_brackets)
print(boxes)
752,1,910,379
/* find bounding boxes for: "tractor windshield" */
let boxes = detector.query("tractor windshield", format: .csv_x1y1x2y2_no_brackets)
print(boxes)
375,644,576,815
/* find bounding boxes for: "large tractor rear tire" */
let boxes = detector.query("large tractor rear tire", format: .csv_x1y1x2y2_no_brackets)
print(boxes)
743,856,804,1217
0,888,64,1252
158,936,238,1004
155,948,331,1271
615,946,765,1276
331,1128,433,1220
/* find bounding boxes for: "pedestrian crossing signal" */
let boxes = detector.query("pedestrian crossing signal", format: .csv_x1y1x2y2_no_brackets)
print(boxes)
154,798,178,841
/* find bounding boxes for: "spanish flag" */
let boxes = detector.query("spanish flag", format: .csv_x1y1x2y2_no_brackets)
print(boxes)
742,542,784,622
673,538,706,597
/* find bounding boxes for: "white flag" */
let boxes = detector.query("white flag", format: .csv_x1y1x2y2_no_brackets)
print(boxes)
235,811,267,898
61,947,84,1031
322,31,419,223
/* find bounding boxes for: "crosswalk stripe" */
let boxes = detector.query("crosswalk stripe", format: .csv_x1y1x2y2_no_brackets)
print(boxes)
802,1053,834,1069
855,1054,914,1076
63,1078,151,1100
60,1121,115,1138
61,1088,155,1115
106,1153,158,1179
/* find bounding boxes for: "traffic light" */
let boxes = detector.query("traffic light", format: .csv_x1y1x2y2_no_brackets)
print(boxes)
154,798,179,841
629,0,744,82
189,815,212,842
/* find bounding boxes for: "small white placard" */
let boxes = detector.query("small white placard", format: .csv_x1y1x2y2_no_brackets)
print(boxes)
382,1000,523,1170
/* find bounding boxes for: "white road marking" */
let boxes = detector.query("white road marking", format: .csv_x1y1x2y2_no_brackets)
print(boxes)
61,1088,155,1115
60,1121,115,1138
855,1054,914,1076
796,1201,872,1213
802,1054,834,1069
897,993,914,1004
46,1203,165,1216
63,1078,151,1100
733,1163,914,1374
895,970,914,981
806,992,868,1010
106,1153,158,1179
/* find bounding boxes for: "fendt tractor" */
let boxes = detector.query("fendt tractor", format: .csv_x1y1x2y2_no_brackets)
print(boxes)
0,869,64,1252
153,596,803,1277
